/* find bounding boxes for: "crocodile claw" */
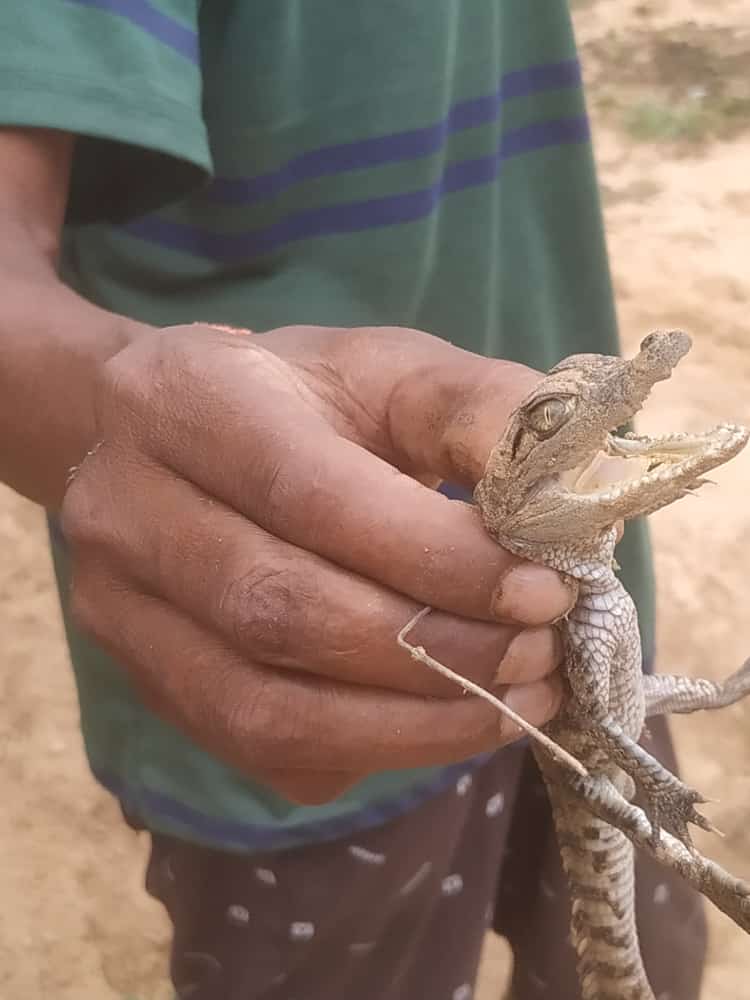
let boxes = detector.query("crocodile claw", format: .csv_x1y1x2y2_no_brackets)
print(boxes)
642,782,714,851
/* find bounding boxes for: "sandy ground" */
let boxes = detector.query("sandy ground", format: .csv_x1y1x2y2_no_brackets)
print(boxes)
1,2,748,997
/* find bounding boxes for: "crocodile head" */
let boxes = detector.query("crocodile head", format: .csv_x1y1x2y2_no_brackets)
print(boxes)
475,330,748,557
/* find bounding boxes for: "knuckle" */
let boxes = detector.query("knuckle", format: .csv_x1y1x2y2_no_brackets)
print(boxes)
251,454,303,538
221,669,325,772
66,571,107,642
60,482,103,551
218,564,300,660
100,328,195,433
59,487,91,549
60,463,120,555
261,459,333,553
99,343,155,426
221,669,310,766
259,458,288,524
222,680,311,777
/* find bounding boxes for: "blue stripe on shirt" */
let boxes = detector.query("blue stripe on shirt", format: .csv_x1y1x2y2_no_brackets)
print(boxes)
123,115,590,261
208,60,583,206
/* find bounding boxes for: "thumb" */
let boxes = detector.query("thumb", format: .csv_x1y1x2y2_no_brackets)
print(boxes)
261,323,542,487
386,346,542,487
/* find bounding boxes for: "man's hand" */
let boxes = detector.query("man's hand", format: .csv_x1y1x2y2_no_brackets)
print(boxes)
61,323,572,803
0,128,570,803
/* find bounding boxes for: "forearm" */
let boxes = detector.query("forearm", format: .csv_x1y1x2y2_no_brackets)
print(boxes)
0,228,149,508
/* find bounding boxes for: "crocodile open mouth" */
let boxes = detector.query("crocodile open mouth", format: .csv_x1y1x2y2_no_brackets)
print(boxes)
558,425,748,498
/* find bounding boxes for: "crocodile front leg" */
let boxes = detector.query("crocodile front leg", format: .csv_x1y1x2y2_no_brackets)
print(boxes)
581,720,712,846
562,575,718,848
582,660,750,843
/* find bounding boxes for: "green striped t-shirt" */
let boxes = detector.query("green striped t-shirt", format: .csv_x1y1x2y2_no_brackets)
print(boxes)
0,0,655,851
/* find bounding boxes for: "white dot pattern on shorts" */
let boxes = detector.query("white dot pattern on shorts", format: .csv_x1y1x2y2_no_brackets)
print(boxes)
485,791,505,817
452,984,472,1000
399,860,433,896
254,867,277,887
441,873,464,896
349,941,377,956
289,921,315,942
456,773,473,796
226,904,250,927
653,883,670,905
347,844,387,865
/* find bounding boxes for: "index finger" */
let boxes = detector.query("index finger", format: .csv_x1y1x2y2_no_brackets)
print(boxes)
101,328,572,625
68,577,562,774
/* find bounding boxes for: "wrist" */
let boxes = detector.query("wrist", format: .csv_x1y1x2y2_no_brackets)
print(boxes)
0,270,151,508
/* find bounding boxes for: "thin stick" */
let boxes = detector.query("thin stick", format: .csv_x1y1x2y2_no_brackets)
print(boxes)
570,770,750,933
396,607,588,778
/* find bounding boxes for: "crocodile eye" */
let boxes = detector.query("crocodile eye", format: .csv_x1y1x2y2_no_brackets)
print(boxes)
525,396,573,436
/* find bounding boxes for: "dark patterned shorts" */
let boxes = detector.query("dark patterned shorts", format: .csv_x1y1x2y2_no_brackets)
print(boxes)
140,718,706,1000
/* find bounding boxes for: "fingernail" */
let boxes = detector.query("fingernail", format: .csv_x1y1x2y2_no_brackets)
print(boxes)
493,626,564,686
503,677,563,736
491,563,577,625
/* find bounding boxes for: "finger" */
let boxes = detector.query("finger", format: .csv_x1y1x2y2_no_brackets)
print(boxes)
99,329,573,625
67,572,563,774
259,769,363,805
64,459,563,695
247,324,541,485
333,328,543,485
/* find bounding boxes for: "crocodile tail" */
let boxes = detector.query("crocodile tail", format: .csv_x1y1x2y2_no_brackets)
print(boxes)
542,772,654,1000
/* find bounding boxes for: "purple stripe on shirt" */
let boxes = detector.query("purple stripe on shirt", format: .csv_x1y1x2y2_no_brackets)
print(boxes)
209,60,582,206
64,0,199,63
123,115,590,261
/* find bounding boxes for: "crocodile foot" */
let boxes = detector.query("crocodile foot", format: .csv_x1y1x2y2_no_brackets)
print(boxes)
638,773,715,849
585,717,716,849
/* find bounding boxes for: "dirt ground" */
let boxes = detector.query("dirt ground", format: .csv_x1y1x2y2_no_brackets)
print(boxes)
1,2,748,997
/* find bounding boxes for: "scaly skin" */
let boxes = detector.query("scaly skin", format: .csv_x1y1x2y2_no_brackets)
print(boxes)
535,536,651,1000
474,331,750,1000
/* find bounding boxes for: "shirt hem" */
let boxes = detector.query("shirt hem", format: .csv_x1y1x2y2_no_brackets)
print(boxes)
93,753,496,854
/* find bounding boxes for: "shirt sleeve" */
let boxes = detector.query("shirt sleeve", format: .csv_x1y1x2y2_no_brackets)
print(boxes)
0,0,213,223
